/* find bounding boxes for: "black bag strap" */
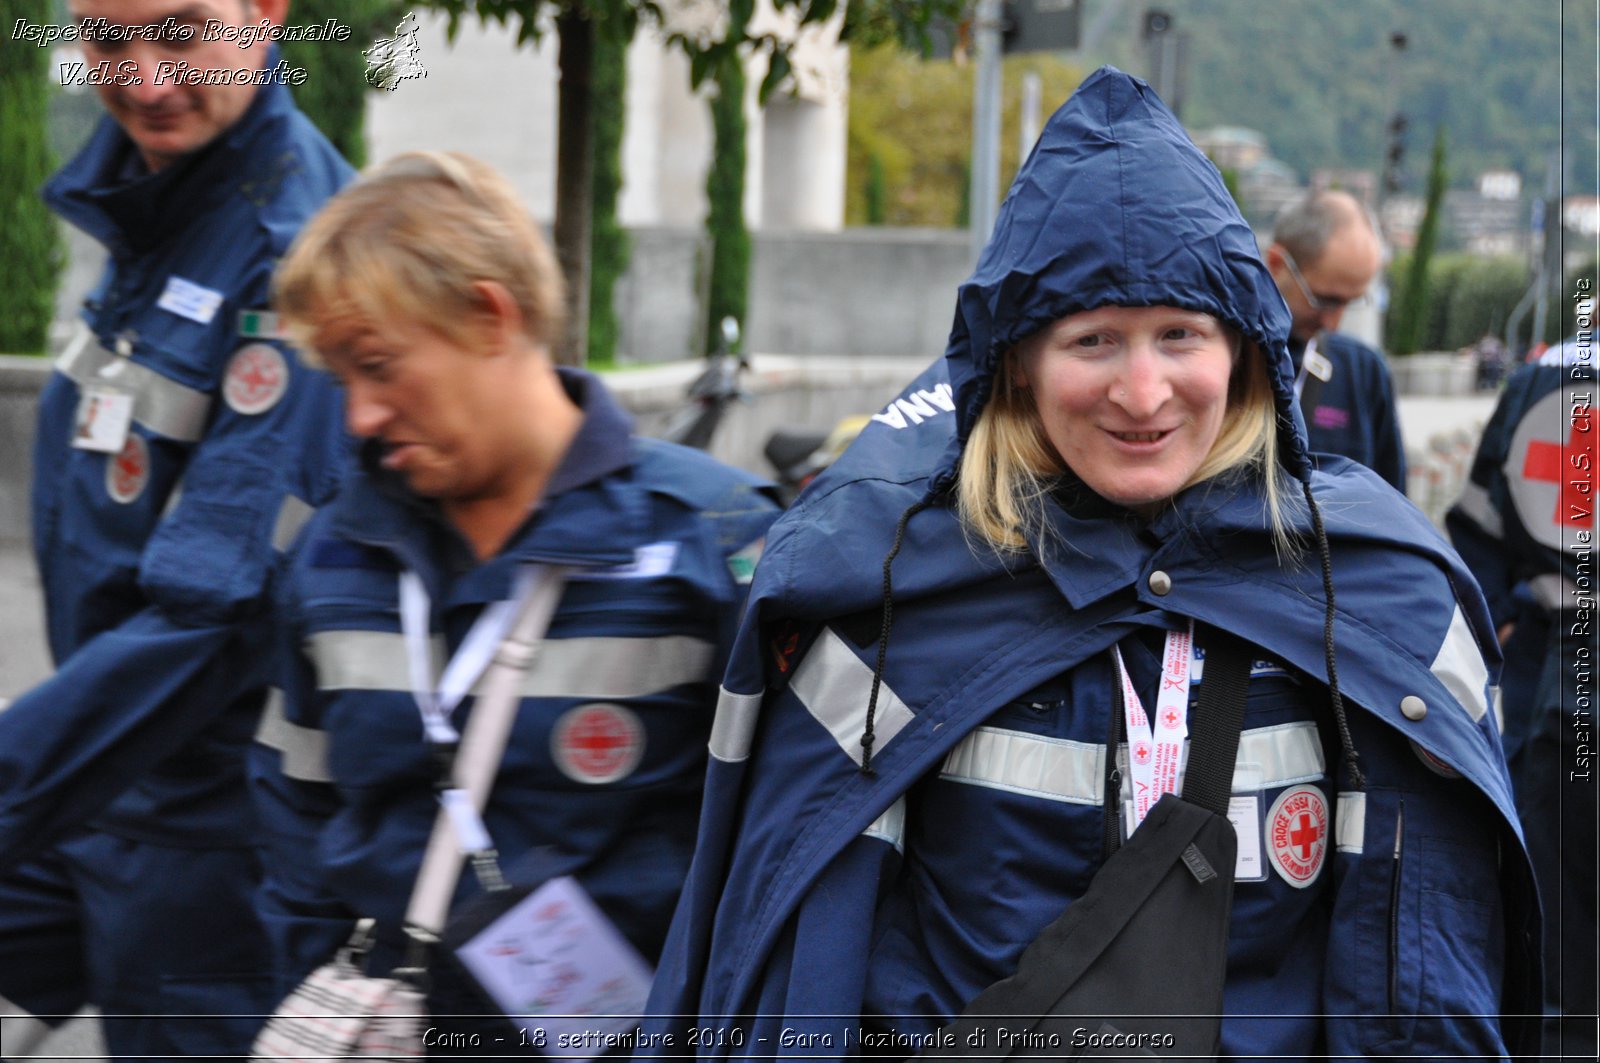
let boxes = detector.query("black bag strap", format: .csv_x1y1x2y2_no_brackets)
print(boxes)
1180,625,1253,817
919,626,1257,1058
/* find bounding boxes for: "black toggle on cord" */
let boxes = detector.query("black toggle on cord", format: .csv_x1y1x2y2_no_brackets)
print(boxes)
861,497,936,775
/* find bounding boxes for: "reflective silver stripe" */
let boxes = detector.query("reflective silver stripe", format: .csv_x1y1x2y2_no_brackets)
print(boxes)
709,686,763,763
1234,721,1326,790
863,796,906,851
57,328,212,443
943,726,1106,805
1529,572,1580,612
309,630,423,691
1335,791,1365,854
507,635,715,699
272,494,316,551
0,1001,52,1056
309,630,714,699
940,720,1327,805
789,626,915,766
1430,606,1490,722
254,689,333,783
1451,480,1503,539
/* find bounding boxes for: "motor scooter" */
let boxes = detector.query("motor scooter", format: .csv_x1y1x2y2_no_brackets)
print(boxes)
660,316,748,450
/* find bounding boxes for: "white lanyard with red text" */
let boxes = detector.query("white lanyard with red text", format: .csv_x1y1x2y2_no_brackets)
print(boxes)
1113,619,1195,832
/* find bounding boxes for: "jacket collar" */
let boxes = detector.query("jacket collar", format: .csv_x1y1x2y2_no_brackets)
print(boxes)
326,368,643,576
44,52,296,256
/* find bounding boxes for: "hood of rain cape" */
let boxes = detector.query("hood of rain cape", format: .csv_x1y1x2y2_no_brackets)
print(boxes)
937,64,1310,484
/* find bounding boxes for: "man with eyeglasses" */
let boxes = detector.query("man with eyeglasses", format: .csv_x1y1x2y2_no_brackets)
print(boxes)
1265,190,1407,491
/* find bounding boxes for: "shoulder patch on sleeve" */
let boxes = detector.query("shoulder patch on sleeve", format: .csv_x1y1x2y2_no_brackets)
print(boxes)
726,536,765,585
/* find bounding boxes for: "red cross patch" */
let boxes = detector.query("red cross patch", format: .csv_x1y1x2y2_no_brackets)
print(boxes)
1507,387,1598,550
1267,784,1329,888
105,434,149,504
1132,739,1152,765
223,343,289,415
552,703,644,784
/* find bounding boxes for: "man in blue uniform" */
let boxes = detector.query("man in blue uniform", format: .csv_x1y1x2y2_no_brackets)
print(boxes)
1266,190,1408,491
0,1,351,1056
1448,335,1598,1059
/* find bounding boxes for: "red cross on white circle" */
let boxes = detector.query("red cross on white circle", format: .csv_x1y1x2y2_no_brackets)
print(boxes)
552,703,644,784
223,343,288,415
1267,784,1328,888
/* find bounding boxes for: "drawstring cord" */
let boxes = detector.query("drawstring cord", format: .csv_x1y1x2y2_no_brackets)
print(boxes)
862,497,937,775
1302,478,1366,790
858,483,1363,790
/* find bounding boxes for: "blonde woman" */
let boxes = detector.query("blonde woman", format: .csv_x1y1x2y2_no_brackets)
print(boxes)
252,152,778,1047
643,69,1537,1060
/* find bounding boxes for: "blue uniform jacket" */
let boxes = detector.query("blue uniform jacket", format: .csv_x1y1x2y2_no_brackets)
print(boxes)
644,69,1538,1061
0,73,352,866
1293,333,1408,492
1447,347,1594,627
250,370,781,992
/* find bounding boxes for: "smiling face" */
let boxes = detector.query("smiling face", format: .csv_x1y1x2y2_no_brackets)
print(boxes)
1015,305,1237,513
70,0,286,172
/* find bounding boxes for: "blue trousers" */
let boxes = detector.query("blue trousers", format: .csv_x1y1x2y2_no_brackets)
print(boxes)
0,830,277,1061
1512,632,1599,1060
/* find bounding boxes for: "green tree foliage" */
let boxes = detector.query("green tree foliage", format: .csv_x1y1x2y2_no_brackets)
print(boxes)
1388,126,1448,355
1384,252,1534,352
587,24,629,365
845,45,1084,226
1443,255,1527,350
1088,0,1586,191
864,151,887,225
280,0,401,167
426,1,968,361
0,0,62,354
704,37,750,353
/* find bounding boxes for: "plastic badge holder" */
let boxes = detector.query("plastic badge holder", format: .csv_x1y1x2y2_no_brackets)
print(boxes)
447,873,653,1060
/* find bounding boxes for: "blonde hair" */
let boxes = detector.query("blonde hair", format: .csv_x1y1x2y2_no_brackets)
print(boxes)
957,333,1297,555
273,151,565,361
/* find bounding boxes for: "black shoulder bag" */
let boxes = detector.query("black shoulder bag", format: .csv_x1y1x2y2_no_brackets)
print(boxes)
919,626,1253,1060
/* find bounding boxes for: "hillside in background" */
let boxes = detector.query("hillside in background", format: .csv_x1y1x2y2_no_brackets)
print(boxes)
1085,0,1592,192
846,0,1593,227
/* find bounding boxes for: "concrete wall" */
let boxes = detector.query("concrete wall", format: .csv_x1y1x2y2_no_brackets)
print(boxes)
748,228,971,359
0,359,45,543
608,226,971,364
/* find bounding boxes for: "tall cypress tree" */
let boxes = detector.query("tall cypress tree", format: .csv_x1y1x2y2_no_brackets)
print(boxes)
587,21,630,364
703,36,750,354
0,0,62,354
1391,127,1448,356
280,0,402,167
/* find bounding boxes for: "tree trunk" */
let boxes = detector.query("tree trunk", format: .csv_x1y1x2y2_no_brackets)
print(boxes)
553,8,594,367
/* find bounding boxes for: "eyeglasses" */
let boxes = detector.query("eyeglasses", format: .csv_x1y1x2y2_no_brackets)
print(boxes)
1280,249,1370,313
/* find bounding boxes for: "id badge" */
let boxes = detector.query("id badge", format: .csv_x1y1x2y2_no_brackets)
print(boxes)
72,386,134,453
1122,792,1268,882
1226,794,1268,882
453,875,653,1060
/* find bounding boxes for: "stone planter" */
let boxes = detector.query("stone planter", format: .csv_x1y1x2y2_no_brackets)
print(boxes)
1391,351,1477,396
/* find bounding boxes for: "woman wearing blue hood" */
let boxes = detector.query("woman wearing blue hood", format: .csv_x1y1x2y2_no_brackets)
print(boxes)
642,69,1537,1060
